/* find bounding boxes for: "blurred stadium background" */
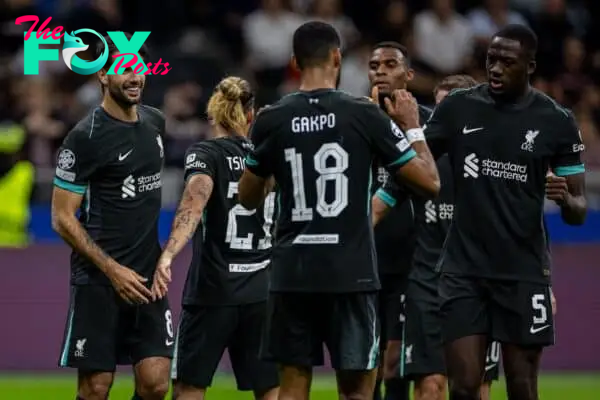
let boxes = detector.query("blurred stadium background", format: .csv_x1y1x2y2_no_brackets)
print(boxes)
0,0,599,398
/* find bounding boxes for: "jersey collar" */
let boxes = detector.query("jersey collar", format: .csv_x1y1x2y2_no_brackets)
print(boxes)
98,106,141,126
484,84,535,111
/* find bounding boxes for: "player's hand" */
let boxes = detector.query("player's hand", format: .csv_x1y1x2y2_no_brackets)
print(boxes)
545,173,569,205
108,264,152,304
362,95,375,103
550,289,557,316
151,255,172,301
374,87,420,131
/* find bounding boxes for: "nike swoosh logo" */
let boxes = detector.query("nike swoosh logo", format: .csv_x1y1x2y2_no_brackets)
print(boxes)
463,126,484,134
485,363,496,372
118,149,133,161
165,339,174,346
530,324,550,334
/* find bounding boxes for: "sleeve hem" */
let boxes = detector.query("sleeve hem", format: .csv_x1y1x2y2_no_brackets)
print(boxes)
375,188,397,208
245,155,271,178
53,177,87,194
185,171,213,181
387,149,417,168
554,164,585,176
245,155,259,167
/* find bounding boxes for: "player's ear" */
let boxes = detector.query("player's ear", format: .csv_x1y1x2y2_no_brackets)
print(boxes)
528,60,536,75
291,56,299,72
332,48,342,69
97,68,108,87
406,68,415,82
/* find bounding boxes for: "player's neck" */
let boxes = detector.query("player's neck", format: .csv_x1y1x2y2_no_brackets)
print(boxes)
212,124,245,138
513,85,532,103
490,85,532,105
101,96,138,123
299,69,337,92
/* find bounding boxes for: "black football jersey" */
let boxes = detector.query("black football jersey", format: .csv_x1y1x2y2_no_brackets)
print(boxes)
424,84,585,283
381,155,454,290
181,136,274,305
245,89,417,292
372,104,432,275
54,106,165,285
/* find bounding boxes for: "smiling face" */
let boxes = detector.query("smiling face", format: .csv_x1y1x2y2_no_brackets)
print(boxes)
368,47,413,95
486,36,535,98
98,52,146,106
107,68,145,105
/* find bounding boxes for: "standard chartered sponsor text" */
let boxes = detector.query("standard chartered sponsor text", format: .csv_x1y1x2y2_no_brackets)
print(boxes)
137,172,162,193
481,159,527,182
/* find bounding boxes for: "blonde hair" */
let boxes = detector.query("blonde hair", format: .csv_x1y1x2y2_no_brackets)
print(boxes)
206,76,254,135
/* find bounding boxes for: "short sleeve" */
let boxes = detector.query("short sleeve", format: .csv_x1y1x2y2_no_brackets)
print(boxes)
375,175,409,208
53,129,101,194
364,104,417,171
143,105,166,134
157,110,166,136
550,111,585,177
184,144,218,182
245,111,275,178
423,92,457,158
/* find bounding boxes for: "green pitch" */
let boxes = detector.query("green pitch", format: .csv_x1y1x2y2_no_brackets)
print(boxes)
1,373,599,399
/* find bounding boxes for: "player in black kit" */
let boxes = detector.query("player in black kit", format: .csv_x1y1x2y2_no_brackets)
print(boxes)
367,41,432,400
394,25,587,400
52,35,171,400
237,21,440,399
150,77,279,400
373,75,500,400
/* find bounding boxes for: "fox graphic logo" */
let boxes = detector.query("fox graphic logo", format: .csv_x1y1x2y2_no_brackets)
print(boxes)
62,30,108,75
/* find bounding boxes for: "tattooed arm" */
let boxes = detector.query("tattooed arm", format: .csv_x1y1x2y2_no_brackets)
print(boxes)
162,174,214,259
152,173,214,300
51,187,119,275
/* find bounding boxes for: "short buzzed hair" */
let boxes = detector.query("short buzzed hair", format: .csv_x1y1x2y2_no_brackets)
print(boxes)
373,41,410,65
434,74,478,96
293,21,341,70
492,24,538,60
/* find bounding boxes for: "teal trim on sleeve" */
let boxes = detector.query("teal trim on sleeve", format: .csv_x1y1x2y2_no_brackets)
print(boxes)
388,149,417,168
245,155,259,166
375,188,397,208
554,164,585,176
53,177,86,194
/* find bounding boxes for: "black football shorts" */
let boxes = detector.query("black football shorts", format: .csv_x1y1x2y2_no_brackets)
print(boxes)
379,273,408,344
58,285,173,371
402,279,499,381
439,274,554,347
261,291,380,371
171,302,278,391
